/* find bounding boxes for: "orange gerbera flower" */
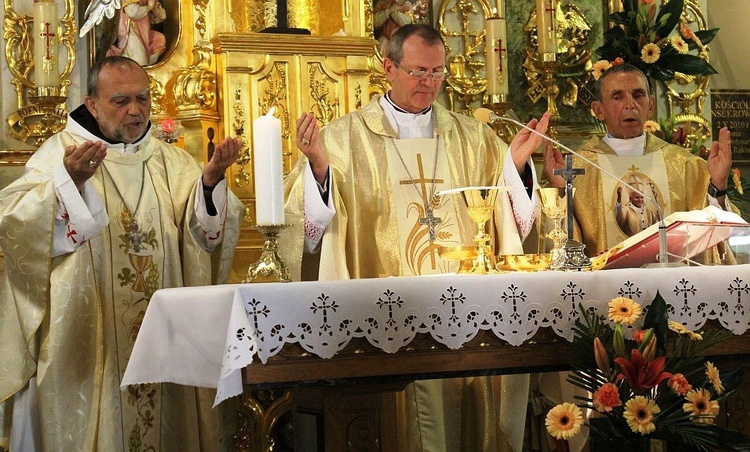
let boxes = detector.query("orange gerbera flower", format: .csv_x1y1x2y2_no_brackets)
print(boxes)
683,388,719,424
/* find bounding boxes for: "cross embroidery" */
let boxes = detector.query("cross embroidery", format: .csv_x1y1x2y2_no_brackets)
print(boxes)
440,286,466,325
66,225,78,244
728,277,750,316
494,39,507,72
311,293,338,334
399,153,444,241
245,298,270,338
501,284,527,322
377,289,404,328
673,278,697,316
40,22,55,60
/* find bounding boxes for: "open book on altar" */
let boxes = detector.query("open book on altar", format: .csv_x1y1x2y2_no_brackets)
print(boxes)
602,206,750,269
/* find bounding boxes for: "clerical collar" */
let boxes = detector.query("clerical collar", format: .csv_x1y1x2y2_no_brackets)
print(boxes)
70,104,151,148
603,133,647,157
380,93,434,139
383,91,432,115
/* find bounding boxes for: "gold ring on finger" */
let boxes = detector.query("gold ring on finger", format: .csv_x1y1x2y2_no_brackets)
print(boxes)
301,137,310,146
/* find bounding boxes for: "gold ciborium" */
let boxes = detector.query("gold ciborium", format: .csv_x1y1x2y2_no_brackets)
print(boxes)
539,187,568,269
439,186,516,275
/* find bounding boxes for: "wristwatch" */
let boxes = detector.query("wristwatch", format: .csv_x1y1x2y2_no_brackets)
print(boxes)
707,182,727,198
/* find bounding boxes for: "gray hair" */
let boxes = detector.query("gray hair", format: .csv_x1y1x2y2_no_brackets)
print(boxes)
593,63,651,101
87,56,146,97
386,24,445,63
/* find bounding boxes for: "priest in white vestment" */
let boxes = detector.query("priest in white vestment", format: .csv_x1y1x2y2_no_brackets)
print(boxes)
281,24,550,451
0,56,244,451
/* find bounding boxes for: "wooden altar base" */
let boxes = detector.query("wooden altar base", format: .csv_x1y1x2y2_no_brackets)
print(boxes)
237,325,750,451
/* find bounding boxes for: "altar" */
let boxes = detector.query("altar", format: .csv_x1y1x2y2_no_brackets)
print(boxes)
123,264,750,450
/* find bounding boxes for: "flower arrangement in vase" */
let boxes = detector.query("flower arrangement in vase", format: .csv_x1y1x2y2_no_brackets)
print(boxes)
593,0,718,82
545,293,750,450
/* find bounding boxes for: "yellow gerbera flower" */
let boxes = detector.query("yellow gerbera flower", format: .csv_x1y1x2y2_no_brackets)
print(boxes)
608,297,643,325
643,120,660,133
545,403,584,440
641,43,661,64
705,362,725,395
671,35,689,54
668,321,701,340
623,396,660,435
592,60,612,81
683,388,719,424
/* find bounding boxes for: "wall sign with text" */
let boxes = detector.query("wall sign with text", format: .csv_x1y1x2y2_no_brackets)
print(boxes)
711,89,750,163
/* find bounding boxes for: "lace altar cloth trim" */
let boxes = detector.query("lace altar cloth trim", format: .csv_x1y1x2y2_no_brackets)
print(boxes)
222,266,750,396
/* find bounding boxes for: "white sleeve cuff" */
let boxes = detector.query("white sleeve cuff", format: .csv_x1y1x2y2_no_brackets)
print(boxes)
304,163,335,253
53,163,108,239
502,148,537,239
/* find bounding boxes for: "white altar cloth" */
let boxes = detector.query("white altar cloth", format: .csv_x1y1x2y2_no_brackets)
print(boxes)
121,265,750,406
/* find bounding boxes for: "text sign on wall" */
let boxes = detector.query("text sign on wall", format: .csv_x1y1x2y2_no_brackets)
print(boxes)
711,89,750,162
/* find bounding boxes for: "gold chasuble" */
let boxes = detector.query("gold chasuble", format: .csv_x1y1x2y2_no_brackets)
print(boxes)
281,96,528,451
571,134,719,257
0,122,243,450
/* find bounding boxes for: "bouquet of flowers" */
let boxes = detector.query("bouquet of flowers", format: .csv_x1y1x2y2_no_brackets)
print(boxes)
593,0,718,82
545,293,750,450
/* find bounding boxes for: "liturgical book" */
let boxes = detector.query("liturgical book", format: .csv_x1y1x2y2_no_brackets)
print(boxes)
603,206,750,269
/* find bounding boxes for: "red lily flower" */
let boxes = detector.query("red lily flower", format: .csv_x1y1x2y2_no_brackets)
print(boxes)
614,349,673,391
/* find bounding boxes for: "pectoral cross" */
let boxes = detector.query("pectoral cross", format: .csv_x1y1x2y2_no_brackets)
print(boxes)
419,207,442,242
399,154,444,241
126,220,147,253
494,39,507,72
40,22,55,60
554,154,585,242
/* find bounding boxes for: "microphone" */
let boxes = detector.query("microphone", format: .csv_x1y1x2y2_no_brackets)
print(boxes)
474,107,670,266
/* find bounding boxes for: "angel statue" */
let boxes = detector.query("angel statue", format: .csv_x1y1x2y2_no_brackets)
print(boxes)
80,0,166,66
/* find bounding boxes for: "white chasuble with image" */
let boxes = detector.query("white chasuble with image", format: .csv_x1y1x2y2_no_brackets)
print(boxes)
384,137,461,276
597,151,672,246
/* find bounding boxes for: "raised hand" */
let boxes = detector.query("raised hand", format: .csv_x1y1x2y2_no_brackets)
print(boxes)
542,141,565,188
296,112,328,185
202,136,242,187
63,141,108,191
510,111,550,174
707,127,732,192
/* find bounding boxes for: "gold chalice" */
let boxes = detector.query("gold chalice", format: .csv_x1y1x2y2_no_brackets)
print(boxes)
439,186,517,275
538,187,568,269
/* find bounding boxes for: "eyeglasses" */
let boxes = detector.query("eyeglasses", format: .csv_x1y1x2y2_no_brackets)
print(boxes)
392,60,448,81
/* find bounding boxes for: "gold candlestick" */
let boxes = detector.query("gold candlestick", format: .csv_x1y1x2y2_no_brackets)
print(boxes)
483,93,519,143
244,224,291,283
538,56,561,126
28,87,67,143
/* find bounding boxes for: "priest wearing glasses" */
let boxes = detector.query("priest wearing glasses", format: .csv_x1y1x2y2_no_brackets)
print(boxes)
283,24,549,451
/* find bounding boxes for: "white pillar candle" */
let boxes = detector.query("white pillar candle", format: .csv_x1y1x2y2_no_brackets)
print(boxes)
485,16,509,96
253,107,285,225
536,0,558,55
33,0,58,89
